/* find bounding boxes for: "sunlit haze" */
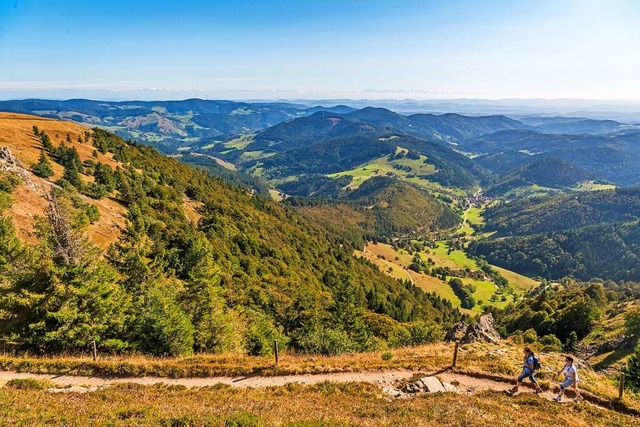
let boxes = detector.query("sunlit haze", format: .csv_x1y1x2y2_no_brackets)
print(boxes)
1,0,640,100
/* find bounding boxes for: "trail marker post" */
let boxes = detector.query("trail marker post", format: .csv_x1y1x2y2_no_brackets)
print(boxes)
92,340,97,361
619,372,625,399
452,341,459,369
274,339,279,367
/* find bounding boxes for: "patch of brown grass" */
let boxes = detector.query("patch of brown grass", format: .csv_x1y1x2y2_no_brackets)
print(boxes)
0,112,126,248
0,381,636,426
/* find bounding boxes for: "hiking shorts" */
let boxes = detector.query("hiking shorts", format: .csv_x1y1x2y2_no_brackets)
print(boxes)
560,378,574,390
518,369,537,383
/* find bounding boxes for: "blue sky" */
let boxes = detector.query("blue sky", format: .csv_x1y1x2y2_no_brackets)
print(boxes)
1,0,639,100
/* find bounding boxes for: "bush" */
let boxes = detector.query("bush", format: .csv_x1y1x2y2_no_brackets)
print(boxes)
523,328,538,344
134,284,195,356
381,352,393,361
295,327,351,356
510,330,524,344
5,378,53,390
408,321,442,345
245,314,288,356
224,412,259,427
539,334,563,352
625,308,640,335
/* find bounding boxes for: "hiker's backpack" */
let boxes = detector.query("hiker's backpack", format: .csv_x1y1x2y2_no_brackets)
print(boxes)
532,356,541,371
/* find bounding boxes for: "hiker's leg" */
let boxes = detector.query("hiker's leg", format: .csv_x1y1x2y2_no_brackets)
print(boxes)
530,374,542,392
513,371,527,392
559,378,572,398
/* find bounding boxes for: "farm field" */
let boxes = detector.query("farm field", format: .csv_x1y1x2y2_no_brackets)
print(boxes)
363,241,537,312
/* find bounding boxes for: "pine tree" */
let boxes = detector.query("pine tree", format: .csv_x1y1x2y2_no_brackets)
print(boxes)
0,193,129,352
625,344,640,391
61,162,83,189
31,150,54,178
564,331,579,352
40,133,53,151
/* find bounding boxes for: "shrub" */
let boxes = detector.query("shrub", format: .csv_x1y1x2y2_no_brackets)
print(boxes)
625,308,640,335
5,378,52,390
539,334,563,352
295,327,351,356
408,321,442,345
523,328,538,344
510,330,524,344
381,352,393,361
245,314,288,356
225,412,259,427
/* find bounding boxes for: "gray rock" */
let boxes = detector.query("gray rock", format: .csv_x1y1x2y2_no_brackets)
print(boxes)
442,382,458,393
461,314,501,344
445,322,468,342
419,376,446,393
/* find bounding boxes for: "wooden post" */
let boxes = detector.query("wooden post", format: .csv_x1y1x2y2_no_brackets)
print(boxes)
92,340,97,362
274,339,279,367
619,372,625,399
452,341,459,369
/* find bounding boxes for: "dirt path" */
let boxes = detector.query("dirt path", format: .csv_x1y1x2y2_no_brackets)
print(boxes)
0,369,559,401
0,369,417,392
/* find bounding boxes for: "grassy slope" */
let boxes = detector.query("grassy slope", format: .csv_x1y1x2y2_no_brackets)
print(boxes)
1,382,636,426
0,341,637,425
0,112,127,248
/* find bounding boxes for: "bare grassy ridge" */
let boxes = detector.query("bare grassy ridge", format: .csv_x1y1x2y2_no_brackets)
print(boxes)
0,381,636,426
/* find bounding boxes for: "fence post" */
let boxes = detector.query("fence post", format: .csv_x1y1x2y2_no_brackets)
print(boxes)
619,372,625,399
92,340,97,362
274,339,279,367
452,341,459,369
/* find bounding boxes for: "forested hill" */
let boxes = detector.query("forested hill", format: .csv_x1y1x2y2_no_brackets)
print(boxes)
469,188,640,281
289,177,460,246
0,113,463,357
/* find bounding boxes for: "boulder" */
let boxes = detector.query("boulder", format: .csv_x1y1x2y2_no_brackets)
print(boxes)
461,314,500,344
419,376,446,393
442,382,458,393
445,322,468,342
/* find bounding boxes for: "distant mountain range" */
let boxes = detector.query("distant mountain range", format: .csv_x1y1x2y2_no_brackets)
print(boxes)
2,98,640,195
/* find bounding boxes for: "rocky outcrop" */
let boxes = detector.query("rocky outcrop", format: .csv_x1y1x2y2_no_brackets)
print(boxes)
445,322,468,342
0,147,38,191
445,314,501,344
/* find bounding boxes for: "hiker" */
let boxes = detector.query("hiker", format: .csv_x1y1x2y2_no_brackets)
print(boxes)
554,355,582,402
510,346,542,394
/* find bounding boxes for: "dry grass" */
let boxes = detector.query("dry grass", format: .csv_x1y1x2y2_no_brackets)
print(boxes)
0,341,636,410
0,381,636,426
0,112,127,248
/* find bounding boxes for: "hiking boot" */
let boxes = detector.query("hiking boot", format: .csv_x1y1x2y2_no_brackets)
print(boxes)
553,396,562,402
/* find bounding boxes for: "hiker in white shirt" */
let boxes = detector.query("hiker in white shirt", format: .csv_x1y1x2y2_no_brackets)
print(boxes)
554,355,582,402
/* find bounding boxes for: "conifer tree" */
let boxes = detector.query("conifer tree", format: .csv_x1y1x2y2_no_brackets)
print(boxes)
625,344,640,391
0,192,129,352
31,150,54,178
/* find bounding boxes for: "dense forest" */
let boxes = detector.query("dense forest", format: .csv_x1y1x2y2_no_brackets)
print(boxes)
0,126,465,357
289,177,460,246
469,189,640,281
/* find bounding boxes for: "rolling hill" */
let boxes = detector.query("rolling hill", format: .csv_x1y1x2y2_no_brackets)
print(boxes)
485,158,595,196
292,177,460,245
0,99,309,152
0,112,464,356
468,129,640,186
469,188,640,281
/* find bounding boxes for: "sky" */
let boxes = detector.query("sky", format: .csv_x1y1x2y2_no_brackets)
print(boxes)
1,0,640,101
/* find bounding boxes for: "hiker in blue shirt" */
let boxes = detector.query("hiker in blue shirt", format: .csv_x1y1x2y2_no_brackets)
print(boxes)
510,346,542,394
